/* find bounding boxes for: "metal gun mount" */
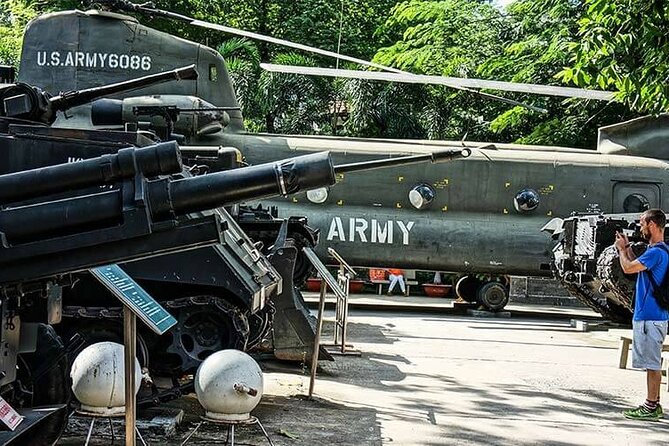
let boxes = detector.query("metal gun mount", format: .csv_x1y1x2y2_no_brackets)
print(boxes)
0,65,197,124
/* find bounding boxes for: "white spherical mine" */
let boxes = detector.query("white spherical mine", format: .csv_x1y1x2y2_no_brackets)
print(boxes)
70,342,142,416
195,349,264,422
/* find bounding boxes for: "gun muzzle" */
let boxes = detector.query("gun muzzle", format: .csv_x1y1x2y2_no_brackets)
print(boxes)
0,142,182,204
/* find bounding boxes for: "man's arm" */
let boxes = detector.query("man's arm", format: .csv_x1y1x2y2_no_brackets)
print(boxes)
615,231,647,274
618,247,647,274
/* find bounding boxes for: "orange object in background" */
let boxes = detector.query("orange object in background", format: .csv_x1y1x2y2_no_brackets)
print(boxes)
369,269,387,280
423,284,452,298
388,268,402,276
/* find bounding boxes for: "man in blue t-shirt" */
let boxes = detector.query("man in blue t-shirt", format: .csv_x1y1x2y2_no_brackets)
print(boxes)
616,208,669,421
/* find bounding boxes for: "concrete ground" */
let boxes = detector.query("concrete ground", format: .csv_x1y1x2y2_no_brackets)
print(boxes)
60,306,668,445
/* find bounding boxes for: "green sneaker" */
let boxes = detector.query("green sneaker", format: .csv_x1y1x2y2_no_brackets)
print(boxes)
623,405,662,421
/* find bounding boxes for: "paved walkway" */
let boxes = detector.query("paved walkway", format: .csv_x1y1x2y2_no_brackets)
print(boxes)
302,291,601,319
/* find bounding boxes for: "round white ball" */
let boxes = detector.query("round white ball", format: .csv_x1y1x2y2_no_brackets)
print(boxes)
70,342,142,416
195,349,263,422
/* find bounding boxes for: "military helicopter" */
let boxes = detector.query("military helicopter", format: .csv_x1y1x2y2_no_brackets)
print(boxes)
16,1,664,313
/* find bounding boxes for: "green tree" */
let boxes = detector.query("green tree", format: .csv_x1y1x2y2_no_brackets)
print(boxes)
561,0,669,114
356,0,636,147
346,0,512,141
0,0,39,68
480,0,636,147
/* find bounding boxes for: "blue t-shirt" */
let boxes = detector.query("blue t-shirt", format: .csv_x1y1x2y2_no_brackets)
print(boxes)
635,242,669,321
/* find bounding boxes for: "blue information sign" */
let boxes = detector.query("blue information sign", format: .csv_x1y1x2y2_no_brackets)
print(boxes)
90,264,177,335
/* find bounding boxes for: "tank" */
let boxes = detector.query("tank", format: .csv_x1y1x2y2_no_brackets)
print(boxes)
546,213,655,323
0,144,396,444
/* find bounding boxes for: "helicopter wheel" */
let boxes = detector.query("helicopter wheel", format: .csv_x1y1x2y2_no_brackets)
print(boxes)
477,281,509,312
0,324,70,446
455,276,483,302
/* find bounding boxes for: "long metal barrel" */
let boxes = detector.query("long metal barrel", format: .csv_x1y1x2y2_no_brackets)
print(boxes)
0,149,469,242
0,142,182,204
155,151,336,217
0,152,335,243
49,65,198,111
334,148,471,173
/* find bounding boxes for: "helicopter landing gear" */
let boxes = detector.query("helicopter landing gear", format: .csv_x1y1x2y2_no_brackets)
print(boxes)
455,276,510,311
477,281,509,311
455,276,482,302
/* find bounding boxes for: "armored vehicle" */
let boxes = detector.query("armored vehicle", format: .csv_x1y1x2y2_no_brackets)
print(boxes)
0,139,428,443
548,211,669,323
16,2,667,313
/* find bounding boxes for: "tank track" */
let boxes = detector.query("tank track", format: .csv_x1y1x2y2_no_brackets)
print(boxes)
552,240,632,324
62,294,251,370
596,244,642,310
559,280,631,324
61,295,257,407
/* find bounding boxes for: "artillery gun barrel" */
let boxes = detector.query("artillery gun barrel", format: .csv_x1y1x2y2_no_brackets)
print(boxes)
0,151,335,243
0,148,468,242
333,148,471,174
0,142,182,204
49,65,198,112
161,151,336,217
158,149,470,216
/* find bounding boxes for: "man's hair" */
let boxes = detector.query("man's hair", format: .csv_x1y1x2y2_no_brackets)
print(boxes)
642,208,666,229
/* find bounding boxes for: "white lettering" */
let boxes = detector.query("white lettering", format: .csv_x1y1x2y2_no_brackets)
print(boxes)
327,217,346,242
371,219,392,244
85,52,97,67
327,217,412,245
353,218,368,242
396,221,415,245
119,54,129,69
35,51,152,71
130,55,140,70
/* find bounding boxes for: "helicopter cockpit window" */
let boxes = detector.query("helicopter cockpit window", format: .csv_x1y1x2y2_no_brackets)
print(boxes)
307,188,328,204
623,193,650,213
409,184,435,210
209,64,218,82
514,188,540,213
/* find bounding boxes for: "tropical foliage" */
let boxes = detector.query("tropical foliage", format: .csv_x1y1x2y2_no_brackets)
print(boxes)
0,0,39,68
561,0,669,114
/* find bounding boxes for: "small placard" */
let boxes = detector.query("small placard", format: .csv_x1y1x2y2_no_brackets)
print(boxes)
90,264,177,335
0,396,23,431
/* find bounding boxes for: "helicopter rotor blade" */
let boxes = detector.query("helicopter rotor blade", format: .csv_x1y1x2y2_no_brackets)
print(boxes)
261,64,617,101
103,1,547,112
101,0,403,73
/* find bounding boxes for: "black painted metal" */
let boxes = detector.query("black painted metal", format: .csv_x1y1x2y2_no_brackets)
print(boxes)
0,142,181,204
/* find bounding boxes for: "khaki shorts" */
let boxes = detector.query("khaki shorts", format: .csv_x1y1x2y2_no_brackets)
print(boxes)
632,320,668,370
